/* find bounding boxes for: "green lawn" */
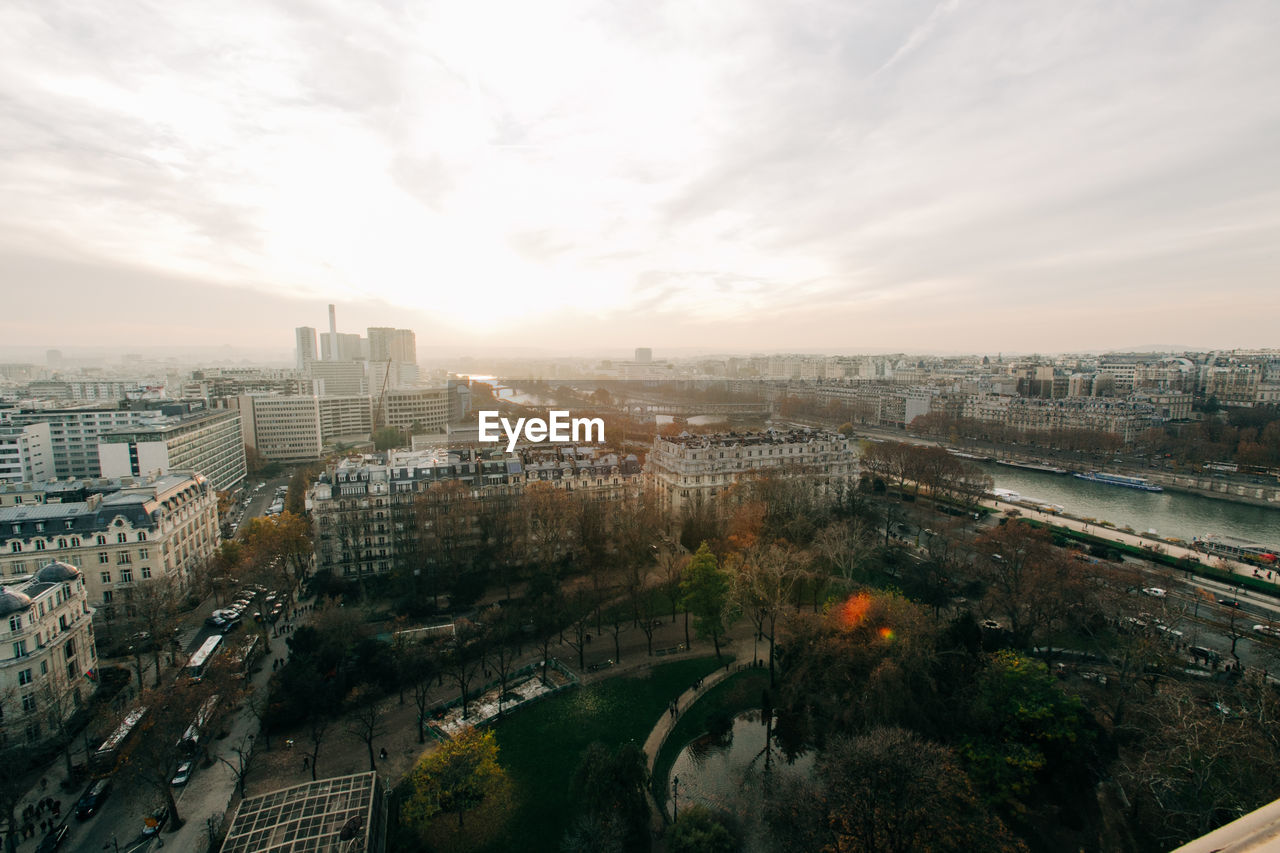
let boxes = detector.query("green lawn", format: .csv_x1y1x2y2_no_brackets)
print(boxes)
480,656,724,852
650,667,772,808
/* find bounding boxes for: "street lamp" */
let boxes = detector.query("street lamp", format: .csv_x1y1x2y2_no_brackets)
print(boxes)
672,775,679,822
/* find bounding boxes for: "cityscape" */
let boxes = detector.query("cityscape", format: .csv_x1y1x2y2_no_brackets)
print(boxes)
4,3,1280,853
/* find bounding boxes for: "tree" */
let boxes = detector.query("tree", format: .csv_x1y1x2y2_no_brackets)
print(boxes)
445,619,484,719
817,727,1025,853
973,520,1083,649
404,728,513,834
814,519,874,585
681,543,735,658
131,576,180,687
732,543,802,683
569,742,650,847
373,426,405,450
409,639,443,744
666,805,735,853
216,731,257,798
346,686,389,772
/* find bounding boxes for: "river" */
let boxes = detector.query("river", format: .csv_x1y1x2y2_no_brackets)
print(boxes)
981,463,1280,546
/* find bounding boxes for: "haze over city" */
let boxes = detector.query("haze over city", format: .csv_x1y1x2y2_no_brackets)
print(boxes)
4,0,1279,354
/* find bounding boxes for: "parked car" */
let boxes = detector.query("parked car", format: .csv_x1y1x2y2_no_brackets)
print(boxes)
1142,587,1167,598
171,760,194,786
35,824,68,853
75,779,111,820
142,805,170,837
1253,624,1280,638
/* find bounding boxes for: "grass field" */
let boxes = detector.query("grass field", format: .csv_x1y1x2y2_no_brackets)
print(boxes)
477,656,724,853
649,667,772,809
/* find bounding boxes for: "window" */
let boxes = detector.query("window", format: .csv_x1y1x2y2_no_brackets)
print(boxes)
116,552,131,565
12,640,27,658
137,531,147,541
116,533,127,544
141,566,151,579
17,669,31,686
7,615,20,633
9,543,20,553
56,539,67,549
33,541,44,551
98,552,108,564
67,661,77,682
120,568,133,583
102,591,113,604
96,535,106,545
100,572,111,584
70,537,80,547
39,661,47,675
21,694,35,714
64,638,76,659
138,548,148,560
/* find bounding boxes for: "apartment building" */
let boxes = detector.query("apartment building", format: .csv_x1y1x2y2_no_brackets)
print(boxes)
0,560,97,745
6,406,156,479
643,429,858,513
237,396,323,463
0,472,218,611
310,446,640,577
380,387,449,434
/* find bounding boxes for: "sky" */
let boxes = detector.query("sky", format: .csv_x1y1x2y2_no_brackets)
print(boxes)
2,0,1278,357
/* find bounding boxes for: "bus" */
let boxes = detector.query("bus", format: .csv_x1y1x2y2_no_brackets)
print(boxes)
92,706,147,774
177,694,221,756
184,636,223,681
228,634,262,679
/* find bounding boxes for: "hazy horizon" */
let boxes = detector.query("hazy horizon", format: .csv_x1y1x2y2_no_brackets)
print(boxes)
4,2,1278,353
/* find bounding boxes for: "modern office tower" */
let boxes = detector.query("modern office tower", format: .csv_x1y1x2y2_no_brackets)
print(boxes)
309,361,368,396
0,472,219,609
236,395,324,463
295,326,318,371
368,327,416,365
97,409,246,491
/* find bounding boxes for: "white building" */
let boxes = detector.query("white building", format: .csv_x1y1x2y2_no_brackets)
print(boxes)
295,327,318,372
0,423,53,483
237,396,324,463
0,472,219,611
6,406,156,479
0,560,97,745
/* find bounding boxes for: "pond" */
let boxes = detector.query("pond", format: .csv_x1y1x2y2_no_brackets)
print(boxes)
668,710,814,850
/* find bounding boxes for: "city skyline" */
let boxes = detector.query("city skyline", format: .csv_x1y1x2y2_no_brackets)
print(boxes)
3,2,1279,354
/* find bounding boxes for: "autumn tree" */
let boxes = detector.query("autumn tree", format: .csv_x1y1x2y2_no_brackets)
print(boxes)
973,520,1084,649
404,728,513,837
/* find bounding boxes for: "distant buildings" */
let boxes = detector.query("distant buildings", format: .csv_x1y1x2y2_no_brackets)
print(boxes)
0,560,97,745
0,472,219,611
643,428,858,513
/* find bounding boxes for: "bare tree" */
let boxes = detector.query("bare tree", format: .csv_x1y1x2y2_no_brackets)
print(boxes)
305,712,332,782
216,731,257,798
345,687,389,772
444,619,484,719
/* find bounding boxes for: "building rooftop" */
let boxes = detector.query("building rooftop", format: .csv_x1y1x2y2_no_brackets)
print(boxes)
220,772,383,853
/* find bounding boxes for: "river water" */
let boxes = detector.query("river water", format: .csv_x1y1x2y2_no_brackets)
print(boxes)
981,463,1280,546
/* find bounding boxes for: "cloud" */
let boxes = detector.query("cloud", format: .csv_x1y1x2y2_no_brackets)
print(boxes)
0,0,1277,353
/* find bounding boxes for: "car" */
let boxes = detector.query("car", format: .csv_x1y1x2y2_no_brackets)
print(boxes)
142,805,170,837
1253,624,1280,638
1142,587,1167,598
34,824,68,853
75,778,111,820
171,760,194,786
1218,598,1241,608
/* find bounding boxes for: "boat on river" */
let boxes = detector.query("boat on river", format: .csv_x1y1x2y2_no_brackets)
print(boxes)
1073,472,1163,492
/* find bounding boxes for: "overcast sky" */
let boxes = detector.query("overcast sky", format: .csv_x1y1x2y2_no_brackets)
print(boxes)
3,0,1278,357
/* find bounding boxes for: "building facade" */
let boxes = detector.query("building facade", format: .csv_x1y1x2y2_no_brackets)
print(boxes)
0,473,218,611
295,327,317,373
643,429,858,513
98,410,245,491
0,560,97,745
0,423,53,483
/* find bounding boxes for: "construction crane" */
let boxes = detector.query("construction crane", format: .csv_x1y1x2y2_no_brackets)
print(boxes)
371,357,393,434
